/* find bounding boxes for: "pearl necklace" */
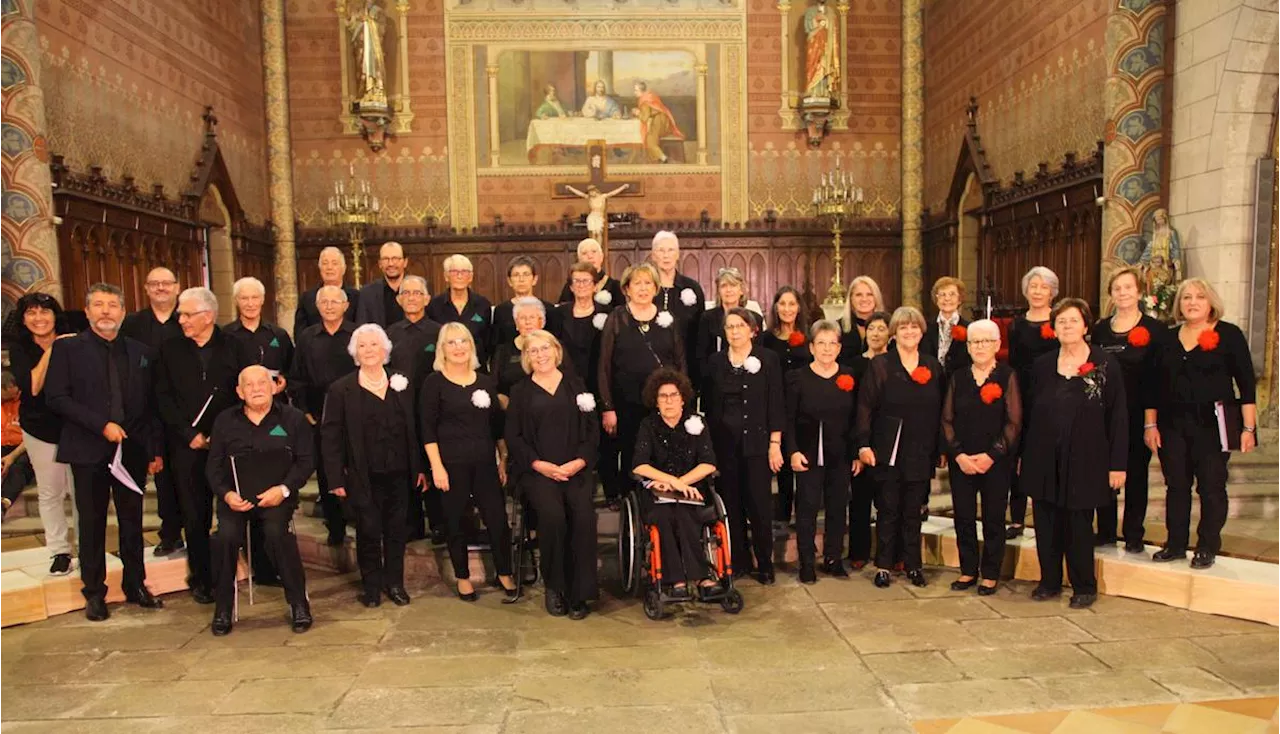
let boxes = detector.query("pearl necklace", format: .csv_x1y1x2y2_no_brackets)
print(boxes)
359,370,388,390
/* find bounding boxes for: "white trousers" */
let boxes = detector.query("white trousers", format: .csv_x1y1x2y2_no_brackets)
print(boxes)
23,431,75,556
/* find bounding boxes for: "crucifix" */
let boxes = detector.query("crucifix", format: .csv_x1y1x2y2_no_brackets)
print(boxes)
552,139,643,256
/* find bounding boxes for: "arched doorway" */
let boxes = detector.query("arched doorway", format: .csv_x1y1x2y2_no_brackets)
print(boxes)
199,185,235,324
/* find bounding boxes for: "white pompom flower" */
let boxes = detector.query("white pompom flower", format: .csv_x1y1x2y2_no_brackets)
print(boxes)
656,311,674,328
594,290,612,305
743,356,761,374
471,389,491,409
576,392,597,412
684,415,705,435
389,373,409,392
680,288,698,306
592,312,608,330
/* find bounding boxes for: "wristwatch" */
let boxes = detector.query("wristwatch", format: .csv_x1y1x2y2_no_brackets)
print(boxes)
1244,426,1257,434
280,485,291,499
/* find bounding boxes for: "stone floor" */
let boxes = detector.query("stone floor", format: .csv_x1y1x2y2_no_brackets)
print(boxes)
2,565,1276,733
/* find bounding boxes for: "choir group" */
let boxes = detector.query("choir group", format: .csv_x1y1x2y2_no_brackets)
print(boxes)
1,230,1257,634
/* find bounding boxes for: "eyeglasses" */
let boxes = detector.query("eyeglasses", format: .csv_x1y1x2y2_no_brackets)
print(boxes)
448,268,473,275
526,345,554,355
656,391,683,401
446,338,471,348
813,340,840,348
317,299,346,307
399,290,427,297
146,280,177,287
969,339,998,347
379,256,405,263
177,309,210,320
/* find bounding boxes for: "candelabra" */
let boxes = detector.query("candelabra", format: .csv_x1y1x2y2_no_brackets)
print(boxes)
812,161,865,305
327,165,381,287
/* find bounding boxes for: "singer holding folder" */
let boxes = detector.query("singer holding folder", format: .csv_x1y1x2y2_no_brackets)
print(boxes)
45,283,165,621
206,366,315,636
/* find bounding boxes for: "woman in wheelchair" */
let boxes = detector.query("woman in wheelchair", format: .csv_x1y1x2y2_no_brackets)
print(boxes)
632,369,719,596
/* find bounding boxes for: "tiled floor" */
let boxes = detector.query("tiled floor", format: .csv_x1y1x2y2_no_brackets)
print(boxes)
915,697,1279,733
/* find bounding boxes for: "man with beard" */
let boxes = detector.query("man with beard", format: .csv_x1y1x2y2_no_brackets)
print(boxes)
355,241,407,327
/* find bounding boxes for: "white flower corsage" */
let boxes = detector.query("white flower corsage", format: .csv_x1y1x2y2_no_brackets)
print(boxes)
655,311,674,328
743,355,761,374
389,373,408,392
592,312,608,330
680,288,698,307
576,392,597,412
594,290,612,305
471,389,492,409
684,415,705,435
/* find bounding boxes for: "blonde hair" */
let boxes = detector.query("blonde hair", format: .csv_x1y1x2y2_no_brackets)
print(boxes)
620,262,661,293
432,322,481,371
714,267,749,307
1172,277,1225,323
517,329,563,374
842,276,886,332
888,306,927,335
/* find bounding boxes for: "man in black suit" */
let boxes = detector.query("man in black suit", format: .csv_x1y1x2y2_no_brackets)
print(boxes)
45,283,165,621
296,246,360,333
156,287,246,604
355,241,407,326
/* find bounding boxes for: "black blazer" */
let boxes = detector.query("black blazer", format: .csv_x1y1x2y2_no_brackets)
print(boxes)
355,279,397,327
854,349,946,482
156,327,247,444
44,332,162,465
703,345,785,458
922,315,973,379
320,373,424,507
504,374,599,484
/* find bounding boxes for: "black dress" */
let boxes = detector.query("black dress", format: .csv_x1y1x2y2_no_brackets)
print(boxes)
555,303,607,394
846,351,876,564
632,412,717,585
1006,314,1057,527
784,365,856,567
557,273,624,308
490,341,528,398
761,329,813,525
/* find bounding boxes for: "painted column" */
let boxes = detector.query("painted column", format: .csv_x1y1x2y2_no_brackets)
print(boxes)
393,0,414,132
695,63,709,166
262,0,299,333
776,0,796,128
486,64,501,167
1100,0,1168,305
1,0,61,308
899,0,924,308
832,0,850,130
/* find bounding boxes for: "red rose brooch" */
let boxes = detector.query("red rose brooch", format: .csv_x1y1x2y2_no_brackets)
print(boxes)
1040,323,1056,340
836,374,855,392
979,382,1003,404
1077,361,1105,401
910,365,932,385
951,324,967,342
1198,329,1220,352
1077,361,1096,376
1127,326,1151,348
787,330,806,347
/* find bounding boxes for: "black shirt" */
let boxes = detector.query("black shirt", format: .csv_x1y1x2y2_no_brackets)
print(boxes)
491,340,528,398
223,320,294,374
761,330,813,374
419,371,502,465
1149,320,1257,410
360,384,410,474
703,346,785,457
657,273,706,383
941,362,1022,461
381,280,405,327
120,307,181,351
784,364,857,463
505,374,598,476
557,272,624,307
1008,315,1057,391
427,290,494,366
923,315,973,380
1092,313,1167,424
598,306,687,410
7,337,62,443
555,303,607,394
386,316,443,394
289,321,357,417
633,412,717,477
854,349,946,482
295,285,360,334
86,330,131,424
205,402,315,499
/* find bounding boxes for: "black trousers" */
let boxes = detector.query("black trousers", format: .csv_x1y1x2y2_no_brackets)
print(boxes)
153,437,183,545
873,469,928,571
847,469,874,563
794,458,850,564
718,442,774,575
1097,418,1152,545
170,444,215,589
950,463,1010,580
647,500,709,585
1158,416,1230,555
602,400,645,502
404,450,444,540
1,446,33,509
352,471,409,594
314,429,347,539
212,499,307,611
775,465,796,524
1032,500,1096,595
1008,471,1028,527
524,473,597,603
71,448,146,600
439,460,512,580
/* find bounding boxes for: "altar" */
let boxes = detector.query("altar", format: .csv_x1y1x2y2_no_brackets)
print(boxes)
525,118,645,163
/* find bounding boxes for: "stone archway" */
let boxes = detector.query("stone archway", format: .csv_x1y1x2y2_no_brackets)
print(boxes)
199,185,235,324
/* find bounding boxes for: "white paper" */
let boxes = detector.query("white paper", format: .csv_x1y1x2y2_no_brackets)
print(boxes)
191,392,215,428
109,443,144,495
888,421,902,467
817,421,825,468
1214,401,1230,452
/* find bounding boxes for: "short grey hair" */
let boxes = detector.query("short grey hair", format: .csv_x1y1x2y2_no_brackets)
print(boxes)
809,319,841,342
232,276,265,299
511,296,546,323
652,230,679,249
400,275,429,294
442,254,473,273
318,246,346,267
85,282,124,308
1021,266,1060,299
347,323,393,365
577,238,602,256
967,318,1001,343
178,286,218,315
315,285,348,306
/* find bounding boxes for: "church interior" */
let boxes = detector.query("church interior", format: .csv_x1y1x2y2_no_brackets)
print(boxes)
1,0,1279,730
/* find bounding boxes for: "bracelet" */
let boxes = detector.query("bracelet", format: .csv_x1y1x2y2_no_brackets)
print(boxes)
1143,423,1157,430
769,439,781,445
1244,426,1257,433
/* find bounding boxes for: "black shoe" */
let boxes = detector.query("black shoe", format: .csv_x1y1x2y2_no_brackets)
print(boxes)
153,539,185,557
49,553,72,576
873,570,891,588
568,603,590,621
385,586,411,606
977,583,998,596
1069,593,1097,609
358,592,382,608
85,596,109,622
430,528,447,546
798,564,817,585
755,570,775,586
456,583,478,603
491,578,519,600
950,577,978,591
920,505,930,522
1152,547,1186,563
544,589,568,617
906,569,927,588
1124,540,1145,554
1005,525,1024,540
253,575,282,588
326,530,346,547
211,609,233,636
1031,586,1061,601
124,586,164,609
1190,551,1216,569
821,558,849,578
290,602,313,633
190,585,215,605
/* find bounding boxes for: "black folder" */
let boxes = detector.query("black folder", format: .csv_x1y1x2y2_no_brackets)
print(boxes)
230,447,293,506
1215,401,1245,452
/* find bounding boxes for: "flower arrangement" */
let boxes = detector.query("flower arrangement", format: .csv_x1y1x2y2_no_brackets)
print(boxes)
979,382,1003,405
576,393,597,412
471,389,492,409
1077,361,1105,402
787,330,806,347
950,324,967,342
836,374,855,392
1040,323,1056,340
1142,284,1177,321
1197,328,1220,352
684,415,705,435
1127,326,1151,348
911,365,932,385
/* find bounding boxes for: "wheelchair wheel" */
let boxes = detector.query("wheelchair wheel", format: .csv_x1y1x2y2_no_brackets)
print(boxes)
720,588,744,615
617,494,643,597
643,588,666,620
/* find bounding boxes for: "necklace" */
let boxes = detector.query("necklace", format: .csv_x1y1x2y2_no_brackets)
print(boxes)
359,370,388,389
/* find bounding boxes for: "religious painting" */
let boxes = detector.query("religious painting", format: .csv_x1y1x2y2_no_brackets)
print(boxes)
474,48,720,168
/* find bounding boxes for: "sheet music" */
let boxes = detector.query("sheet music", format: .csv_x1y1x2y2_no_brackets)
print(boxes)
888,420,902,467
191,392,215,428
231,455,242,498
1215,402,1230,452
817,421,825,467
109,443,144,495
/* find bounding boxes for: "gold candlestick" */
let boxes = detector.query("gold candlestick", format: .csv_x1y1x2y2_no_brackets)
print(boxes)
327,166,381,288
812,162,865,306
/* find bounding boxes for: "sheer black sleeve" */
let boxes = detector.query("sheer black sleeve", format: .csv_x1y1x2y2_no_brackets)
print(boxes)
940,372,960,457
990,370,1023,460
597,310,621,410
854,356,885,451
783,369,802,458
1103,354,1129,471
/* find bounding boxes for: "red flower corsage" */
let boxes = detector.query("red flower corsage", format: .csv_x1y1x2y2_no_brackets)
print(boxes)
836,374,855,392
787,330,806,347
1040,323,1056,340
910,365,932,385
979,382,1003,404
1077,361,1096,376
1127,326,1151,348
951,324,967,342
1198,329,1220,352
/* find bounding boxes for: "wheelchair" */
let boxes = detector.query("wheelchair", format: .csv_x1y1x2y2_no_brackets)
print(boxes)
616,481,745,620
457,487,538,603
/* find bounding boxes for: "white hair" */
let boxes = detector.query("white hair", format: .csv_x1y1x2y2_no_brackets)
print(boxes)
511,296,546,323
577,238,602,256
315,285,348,306
318,246,346,267
967,318,1001,343
1021,266,1060,299
178,286,218,315
232,276,265,299
442,254,473,273
651,230,679,249
401,275,429,294
347,323,393,365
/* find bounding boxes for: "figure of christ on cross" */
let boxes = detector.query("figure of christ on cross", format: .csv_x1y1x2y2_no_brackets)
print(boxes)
553,140,643,253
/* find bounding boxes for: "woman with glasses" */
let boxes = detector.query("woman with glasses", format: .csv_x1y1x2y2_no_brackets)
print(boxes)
599,263,686,509
505,330,599,619
420,323,517,602
427,254,495,366
845,310,891,569
922,277,971,381
556,262,610,395
556,238,624,307
838,276,887,365
1006,266,1059,539
941,319,1021,595
490,297,549,407
785,320,857,583
493,256,559,346
761,286,812,528
696,268,757,373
